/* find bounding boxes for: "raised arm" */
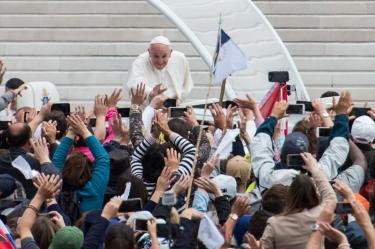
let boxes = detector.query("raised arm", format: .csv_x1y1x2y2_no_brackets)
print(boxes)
93,95,108,143
52,129,75,171
251,101,298,192
130,134,157,179
154,110,195,176
318,91,352,179
129,83,146,147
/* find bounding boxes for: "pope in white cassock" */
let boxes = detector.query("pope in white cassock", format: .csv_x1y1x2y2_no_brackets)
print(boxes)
125,35,194,102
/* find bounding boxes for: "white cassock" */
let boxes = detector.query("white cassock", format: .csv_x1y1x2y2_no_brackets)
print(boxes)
126,50,194,100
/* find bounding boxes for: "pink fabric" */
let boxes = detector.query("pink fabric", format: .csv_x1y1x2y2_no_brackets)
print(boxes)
71,146,95,162
103,107,118,144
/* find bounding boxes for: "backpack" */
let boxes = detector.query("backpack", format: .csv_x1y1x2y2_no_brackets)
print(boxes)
57,189,81,223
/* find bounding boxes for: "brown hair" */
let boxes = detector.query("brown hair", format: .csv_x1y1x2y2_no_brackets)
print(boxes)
262,184,289,215
283,174,320,215
31,216,59,249
293,119,317,155
62,152,92,188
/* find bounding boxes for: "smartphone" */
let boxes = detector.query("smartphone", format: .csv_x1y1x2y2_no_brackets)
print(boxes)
316,127,331,137
51,103,70,116
351,107,370,117
286,154,305,169
296,101,314,112
329,180,335,185
286,104,305,115
224,101,237,108
89,118,96,127
117,108,130,118
269,71,289,83
0,121,10,131
118,198,143,213
335,202,353,214
156,224,180,239
134,219,148,232
164,99,177,108
169,107,187,118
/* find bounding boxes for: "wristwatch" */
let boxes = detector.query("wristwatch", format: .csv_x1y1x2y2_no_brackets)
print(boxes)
311,223,320,231
229,213,238,221
130,104,139,111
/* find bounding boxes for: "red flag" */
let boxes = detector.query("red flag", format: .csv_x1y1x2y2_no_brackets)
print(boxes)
259,82,288,135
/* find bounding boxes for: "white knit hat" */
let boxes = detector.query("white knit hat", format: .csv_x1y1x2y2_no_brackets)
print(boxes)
149,35,171,46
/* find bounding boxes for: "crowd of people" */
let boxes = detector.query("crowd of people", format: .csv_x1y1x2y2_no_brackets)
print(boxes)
0,42,375,249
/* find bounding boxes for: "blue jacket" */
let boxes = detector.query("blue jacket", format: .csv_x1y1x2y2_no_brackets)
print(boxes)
52,136,110,212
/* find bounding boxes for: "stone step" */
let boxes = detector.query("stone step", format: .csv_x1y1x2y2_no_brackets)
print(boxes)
254,1,375,15
267,15,375,29
0,14,173,28
0,42,198,56
278,29,375,42
3,71,211,87
0,1,158,14
285,42,375,56
0,28,185,42
0,56,208,71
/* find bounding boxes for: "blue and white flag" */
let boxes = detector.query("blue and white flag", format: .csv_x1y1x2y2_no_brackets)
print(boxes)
213,29,248,85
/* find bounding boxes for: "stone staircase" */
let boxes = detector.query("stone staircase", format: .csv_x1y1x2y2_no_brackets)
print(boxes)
0,0,374,107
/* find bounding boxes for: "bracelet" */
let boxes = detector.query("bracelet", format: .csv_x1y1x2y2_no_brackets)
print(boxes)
27,204,39,214
338,243,351,249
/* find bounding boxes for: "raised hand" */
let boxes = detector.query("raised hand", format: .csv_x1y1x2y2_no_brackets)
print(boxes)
164,148,181,172
335,91,353,115
226,104,237,130
184,106,199,126
106,89,122,108
172,175,190,195
49,211,66,228
155,167,174,193
74,106,88,124
194,177,222,197
209,103,226,130
270,100,288,120
233,94,257,110
300,152,319,174
318,222,349,245
131,83,146,105
332,179,356,202
42,120,57,144
67,114,90,138
34,174,62,200
149,83,167,100
231,195,251,217
154,110,171,136
32,137,51,164
94,95,108,118
110,113,129,145
101,196,123,220
201,154,219,178
12,84,28,97
150,94,168,109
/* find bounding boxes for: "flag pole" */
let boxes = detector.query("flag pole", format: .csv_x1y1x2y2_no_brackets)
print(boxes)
185,13,222,209
219,78,227,106
185,74,214,208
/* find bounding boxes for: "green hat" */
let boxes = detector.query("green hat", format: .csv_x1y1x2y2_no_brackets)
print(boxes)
48,226,84,249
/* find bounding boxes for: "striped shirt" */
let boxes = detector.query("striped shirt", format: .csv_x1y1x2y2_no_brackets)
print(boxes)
131,132,196,197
